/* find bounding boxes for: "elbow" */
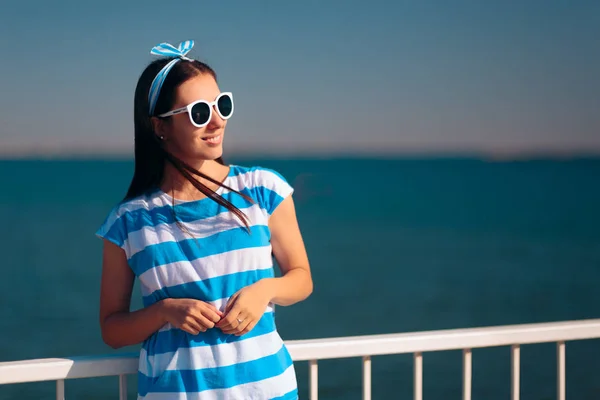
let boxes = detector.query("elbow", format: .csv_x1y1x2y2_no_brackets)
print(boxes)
101,330,124,350
105,340,124,350
301,275,314,301
100,318,126,350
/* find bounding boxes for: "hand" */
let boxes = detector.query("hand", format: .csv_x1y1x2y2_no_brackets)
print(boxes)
216,281,273,336
160,298,223,335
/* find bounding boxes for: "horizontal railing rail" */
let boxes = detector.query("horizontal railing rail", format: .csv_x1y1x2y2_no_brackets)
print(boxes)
1,318,600,400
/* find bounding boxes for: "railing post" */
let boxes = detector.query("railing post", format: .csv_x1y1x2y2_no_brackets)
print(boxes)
56,380,65,400
463,349,472,400
557,341,565,400
119,374,127,400
309,359,318,400
511,345,520,400
362,356,372,400
414,352,423,400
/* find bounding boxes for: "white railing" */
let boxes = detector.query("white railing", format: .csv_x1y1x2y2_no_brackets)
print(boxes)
1,319,600,400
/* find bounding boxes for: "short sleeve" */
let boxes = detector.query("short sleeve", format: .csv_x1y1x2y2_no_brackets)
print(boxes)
95,205,128,250
253,167,294,215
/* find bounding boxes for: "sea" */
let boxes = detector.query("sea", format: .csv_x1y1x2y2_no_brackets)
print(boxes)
0,156,599,400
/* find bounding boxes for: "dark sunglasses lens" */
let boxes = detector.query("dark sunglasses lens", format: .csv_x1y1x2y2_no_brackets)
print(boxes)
217,94,233,118
191,102,211,125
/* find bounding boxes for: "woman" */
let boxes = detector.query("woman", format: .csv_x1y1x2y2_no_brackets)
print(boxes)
96,40,313,400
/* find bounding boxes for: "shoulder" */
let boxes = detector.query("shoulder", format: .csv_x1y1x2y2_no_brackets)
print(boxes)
228,164,294,215
229,164,290,186
95,191,159,248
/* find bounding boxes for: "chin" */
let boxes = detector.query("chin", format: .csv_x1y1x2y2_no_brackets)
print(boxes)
199,146,224,161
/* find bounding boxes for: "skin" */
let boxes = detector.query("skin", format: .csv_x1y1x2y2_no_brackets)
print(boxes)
99,74,313,348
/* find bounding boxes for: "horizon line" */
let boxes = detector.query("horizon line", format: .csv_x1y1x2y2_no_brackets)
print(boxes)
1,147,600,162
2,140,600,160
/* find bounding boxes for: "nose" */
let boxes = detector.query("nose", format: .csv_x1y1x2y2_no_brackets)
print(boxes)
206,106,225,130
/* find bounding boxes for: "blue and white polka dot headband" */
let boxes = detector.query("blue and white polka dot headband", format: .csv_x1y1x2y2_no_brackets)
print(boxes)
148,40,195,116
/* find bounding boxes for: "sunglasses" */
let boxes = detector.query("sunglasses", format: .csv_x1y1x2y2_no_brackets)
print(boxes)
157,92,234,128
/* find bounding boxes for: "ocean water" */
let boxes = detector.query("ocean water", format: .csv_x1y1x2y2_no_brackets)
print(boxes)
0,156,599,399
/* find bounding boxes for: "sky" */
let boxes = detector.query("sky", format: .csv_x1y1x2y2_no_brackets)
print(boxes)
0,0,598,157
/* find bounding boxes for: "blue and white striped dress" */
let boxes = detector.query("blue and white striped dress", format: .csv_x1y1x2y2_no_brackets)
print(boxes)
96,165,298,400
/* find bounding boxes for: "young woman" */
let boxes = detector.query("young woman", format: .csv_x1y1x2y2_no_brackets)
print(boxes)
96,40,313,399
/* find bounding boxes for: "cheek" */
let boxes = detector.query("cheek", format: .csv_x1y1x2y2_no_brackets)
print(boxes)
170,116,200,136
168,120,206,147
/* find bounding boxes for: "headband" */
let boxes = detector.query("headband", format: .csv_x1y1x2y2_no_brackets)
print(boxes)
148,40,195,116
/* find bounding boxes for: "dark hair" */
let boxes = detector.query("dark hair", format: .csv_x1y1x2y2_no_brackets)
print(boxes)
125,58,252,228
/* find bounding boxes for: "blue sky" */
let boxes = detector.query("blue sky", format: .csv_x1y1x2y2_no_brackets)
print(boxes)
0,0,598,157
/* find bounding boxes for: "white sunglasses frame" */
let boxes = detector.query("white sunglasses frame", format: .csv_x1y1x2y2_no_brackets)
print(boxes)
157,92,234,128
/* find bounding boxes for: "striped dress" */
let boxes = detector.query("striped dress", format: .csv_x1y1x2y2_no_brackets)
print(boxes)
96,165,298,400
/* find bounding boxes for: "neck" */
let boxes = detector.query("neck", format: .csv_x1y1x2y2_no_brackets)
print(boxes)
161,157,220,197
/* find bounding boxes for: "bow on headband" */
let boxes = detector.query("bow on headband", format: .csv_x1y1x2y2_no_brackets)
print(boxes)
148,40,195,116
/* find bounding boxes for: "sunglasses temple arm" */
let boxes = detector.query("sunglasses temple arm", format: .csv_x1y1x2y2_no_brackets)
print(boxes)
157,107,187,118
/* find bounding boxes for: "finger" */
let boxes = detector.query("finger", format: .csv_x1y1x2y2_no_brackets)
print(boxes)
187,305,219,328
224,293,240,314
234,317,252,336
217,302,242,329
221,313,248,334
239,320,258,336
203,302,225,318
202,308,223,324
180,323,200,335
181,324,198,335
218,317,239,331
221,315,245,334
185,317,206,332
218,309,243,331
193,314,217,330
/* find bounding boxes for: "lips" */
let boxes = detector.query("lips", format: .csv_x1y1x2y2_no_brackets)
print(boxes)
202,135,222,145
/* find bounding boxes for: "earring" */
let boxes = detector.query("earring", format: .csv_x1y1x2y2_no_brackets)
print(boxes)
159,135,165,140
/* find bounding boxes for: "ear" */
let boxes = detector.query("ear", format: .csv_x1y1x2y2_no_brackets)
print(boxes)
150,116,168,140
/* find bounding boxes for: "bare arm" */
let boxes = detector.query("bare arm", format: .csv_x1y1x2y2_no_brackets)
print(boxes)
263,195,313,306
265,196,313,306
217,194,313,335
99,240,168,349
99,240,223,349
